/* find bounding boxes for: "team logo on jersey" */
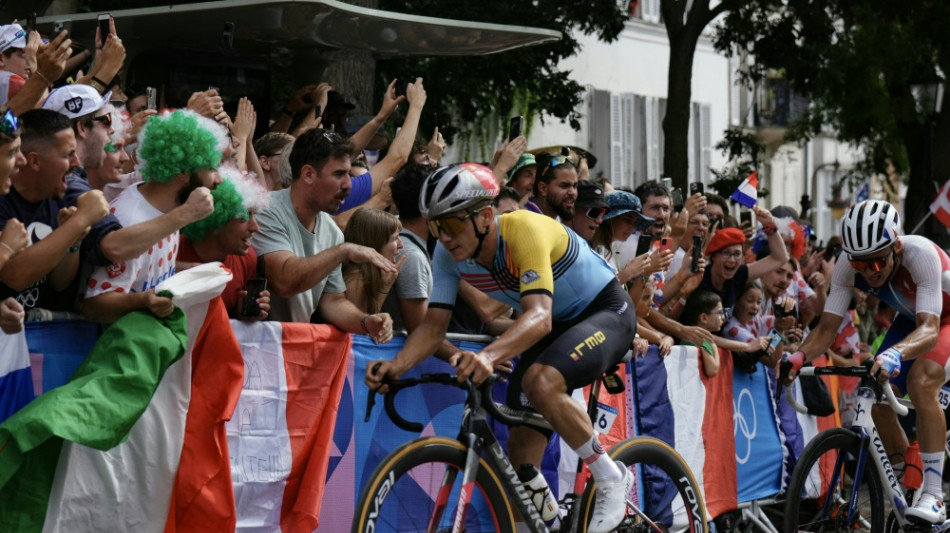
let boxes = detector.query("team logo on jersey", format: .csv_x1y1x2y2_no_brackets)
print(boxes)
520,270,540,285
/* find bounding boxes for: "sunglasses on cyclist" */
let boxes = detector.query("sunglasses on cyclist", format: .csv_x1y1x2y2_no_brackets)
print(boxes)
0,110,17,136
585,207,607,220
849,247,894,273
427,211,478,238
91,113,112,128
538,154,575,178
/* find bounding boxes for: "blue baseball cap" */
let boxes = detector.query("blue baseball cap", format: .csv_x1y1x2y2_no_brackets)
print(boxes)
604,191,655,232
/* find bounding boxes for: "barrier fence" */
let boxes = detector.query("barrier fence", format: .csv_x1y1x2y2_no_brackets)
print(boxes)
1,317,842,531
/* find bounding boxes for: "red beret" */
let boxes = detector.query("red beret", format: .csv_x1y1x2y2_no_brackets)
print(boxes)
705,228,747,256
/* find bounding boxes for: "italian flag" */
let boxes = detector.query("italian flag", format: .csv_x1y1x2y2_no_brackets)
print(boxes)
0,263,351,532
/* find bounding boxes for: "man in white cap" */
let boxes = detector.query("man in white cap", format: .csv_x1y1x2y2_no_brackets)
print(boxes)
43,84,114,172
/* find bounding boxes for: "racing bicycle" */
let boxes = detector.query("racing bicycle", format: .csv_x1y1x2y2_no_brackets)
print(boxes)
352,367,709,533
780,362,950,532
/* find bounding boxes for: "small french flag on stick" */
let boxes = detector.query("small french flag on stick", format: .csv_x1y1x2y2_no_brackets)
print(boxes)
731,171,758,208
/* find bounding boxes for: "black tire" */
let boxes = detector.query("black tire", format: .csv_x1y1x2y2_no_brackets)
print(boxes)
784,428,884,532
351,436,516,533
579,436,709,533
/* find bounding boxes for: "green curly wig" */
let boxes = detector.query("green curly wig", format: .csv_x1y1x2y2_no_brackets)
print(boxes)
138,110,223,183
181,178,247,242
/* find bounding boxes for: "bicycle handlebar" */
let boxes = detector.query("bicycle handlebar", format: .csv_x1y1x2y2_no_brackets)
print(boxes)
366,371,551,433
785,365,908,417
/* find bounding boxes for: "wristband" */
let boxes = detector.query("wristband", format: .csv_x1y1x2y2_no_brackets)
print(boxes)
90,76,109,94
763,223,778,236
69,245,81,253
875,347,902,375
360,315,371,334
785,350,806,373
0,242,14,256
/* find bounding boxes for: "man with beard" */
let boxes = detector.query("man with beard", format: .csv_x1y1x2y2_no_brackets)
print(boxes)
84,109,222,323
526,153,577,220
251,128,397,340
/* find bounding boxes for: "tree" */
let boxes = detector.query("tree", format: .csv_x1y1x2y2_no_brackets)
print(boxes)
375,0,626,158
714,0,950,241
661,0,742,191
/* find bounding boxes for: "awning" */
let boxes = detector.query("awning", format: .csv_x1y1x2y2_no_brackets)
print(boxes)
35,0,562,58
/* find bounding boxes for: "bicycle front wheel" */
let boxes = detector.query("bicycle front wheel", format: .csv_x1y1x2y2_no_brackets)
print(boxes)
351,436,516,533
784,427,884,532
579,436,709,533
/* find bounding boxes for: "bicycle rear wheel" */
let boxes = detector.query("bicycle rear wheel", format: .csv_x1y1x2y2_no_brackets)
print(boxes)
351,436,516,533
784,427,884,532
579,436,708,533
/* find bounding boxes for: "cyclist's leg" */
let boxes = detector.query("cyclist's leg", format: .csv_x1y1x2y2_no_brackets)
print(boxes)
871,316,913,463
905,316,950,507
522,281,636,452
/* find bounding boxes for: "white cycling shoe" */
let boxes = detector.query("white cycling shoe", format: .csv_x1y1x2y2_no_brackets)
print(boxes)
907,491,946,524
588,460,633,533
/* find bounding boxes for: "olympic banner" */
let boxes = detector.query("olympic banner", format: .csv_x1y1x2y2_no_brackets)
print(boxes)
732,363,785,502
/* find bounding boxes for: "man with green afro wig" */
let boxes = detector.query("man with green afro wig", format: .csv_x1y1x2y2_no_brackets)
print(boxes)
178,166,271,319
83,109,224,323
137,109,226,184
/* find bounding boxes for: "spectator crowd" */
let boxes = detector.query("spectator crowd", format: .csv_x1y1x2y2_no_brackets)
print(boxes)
0,18,900,531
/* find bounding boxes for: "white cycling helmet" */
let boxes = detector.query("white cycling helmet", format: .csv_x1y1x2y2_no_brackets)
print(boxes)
419,163,499,219
840,200,901,256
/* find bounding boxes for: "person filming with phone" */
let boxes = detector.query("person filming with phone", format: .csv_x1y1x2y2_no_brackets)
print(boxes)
783,200,950,524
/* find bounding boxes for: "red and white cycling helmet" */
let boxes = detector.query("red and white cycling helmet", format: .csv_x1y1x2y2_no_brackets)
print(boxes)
419,163,499,219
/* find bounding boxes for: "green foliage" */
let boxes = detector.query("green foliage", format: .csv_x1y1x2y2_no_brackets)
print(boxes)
713,0,949,178
377,0,627,158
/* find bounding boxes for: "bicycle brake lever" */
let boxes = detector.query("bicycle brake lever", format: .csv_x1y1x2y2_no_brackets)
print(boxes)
365,363,382,423
776,361,792,402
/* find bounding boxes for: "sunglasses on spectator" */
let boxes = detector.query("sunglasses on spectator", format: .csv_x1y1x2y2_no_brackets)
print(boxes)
427,211,478,238
91,113,112,128
0,110,17,136
849,247,894,273
585,207,607,220
538,154,575,178
321,130,343,145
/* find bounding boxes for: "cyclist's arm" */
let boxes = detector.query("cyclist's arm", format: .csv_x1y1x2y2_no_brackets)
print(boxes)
385,306,453,375
478,292,552,367
796,311,844,362
884,312,939,361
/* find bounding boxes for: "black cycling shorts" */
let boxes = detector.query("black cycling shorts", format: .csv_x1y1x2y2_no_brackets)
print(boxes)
505,280,637,415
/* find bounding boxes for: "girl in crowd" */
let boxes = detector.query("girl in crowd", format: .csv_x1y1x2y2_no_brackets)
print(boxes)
677,290,724,377
342,208,406,314
721,282,791,370
590,191,671,287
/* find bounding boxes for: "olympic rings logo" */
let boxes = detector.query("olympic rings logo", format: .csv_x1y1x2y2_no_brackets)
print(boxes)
733,387,756,465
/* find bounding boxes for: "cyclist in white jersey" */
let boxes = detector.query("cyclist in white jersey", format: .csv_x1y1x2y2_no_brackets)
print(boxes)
784,200,950,523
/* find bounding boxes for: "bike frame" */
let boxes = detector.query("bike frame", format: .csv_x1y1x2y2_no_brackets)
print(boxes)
832,385,908,526
426,378,636,533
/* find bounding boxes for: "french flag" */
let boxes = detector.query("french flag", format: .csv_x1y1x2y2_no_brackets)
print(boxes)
731,171,759,208
929,179,950,228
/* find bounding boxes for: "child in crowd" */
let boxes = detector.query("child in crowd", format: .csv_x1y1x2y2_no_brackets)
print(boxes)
342,208,407,314
722,282,786,370
678,290,723,377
